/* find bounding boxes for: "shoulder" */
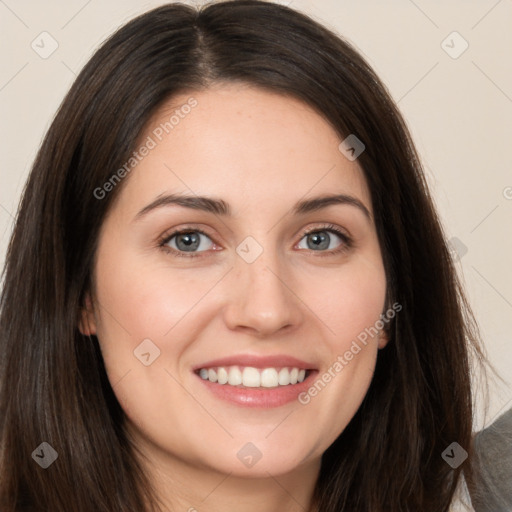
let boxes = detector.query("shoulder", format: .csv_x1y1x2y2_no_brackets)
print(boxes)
469,407,512,511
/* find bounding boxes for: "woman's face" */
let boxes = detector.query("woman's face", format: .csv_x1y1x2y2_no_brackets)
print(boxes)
81,83,388,479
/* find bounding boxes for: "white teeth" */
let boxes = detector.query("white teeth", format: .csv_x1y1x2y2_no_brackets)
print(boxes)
242,367,260,387
227,366,242,386
198,366,309,388
261,368,278,388
217,367,229,385
278,367,290,385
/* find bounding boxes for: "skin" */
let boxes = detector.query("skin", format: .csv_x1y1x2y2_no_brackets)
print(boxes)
80,82,389,512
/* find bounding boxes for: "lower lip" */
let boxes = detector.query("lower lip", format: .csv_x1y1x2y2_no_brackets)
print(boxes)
195,371,318,408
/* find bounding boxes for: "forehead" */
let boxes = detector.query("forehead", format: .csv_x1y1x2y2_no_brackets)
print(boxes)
114,83,372,218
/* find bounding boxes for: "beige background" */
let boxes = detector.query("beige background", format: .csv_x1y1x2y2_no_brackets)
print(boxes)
0,0,511,430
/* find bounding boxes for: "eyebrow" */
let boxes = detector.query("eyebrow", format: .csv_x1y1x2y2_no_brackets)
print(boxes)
134,193,372,222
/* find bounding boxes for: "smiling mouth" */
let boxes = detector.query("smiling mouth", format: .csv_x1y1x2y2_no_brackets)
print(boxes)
195,366,312,388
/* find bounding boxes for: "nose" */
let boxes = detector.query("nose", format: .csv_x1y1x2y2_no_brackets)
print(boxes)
222,246,304,338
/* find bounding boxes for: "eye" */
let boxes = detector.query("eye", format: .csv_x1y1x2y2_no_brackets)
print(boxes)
160,228,216,257
296,224,352,255
158,223,352,259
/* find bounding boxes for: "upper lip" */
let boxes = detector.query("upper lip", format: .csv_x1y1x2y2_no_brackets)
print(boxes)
193,354,317,371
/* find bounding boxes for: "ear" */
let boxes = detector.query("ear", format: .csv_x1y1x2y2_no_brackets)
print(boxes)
78,292,97,336
378,330,390,349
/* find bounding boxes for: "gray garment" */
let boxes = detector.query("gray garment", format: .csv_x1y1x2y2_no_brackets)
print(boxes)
469,408,512,512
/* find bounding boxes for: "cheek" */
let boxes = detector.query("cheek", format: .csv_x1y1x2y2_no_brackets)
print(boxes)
93,246,221,354
91,252,207,448
312,260,387,345
295,259,386,443
91,246,230,423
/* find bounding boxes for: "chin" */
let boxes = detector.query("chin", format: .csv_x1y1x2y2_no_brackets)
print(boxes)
192,438,319,478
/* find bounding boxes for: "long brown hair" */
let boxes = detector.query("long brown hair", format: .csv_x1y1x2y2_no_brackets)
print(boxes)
0,1,487,510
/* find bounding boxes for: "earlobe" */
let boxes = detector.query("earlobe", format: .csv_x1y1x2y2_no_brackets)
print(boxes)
78,293,97,336
378,330,390,349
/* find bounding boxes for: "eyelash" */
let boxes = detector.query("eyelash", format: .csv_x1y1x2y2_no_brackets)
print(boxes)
158,223,353,259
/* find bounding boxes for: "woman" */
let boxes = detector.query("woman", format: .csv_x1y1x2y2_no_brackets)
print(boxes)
0,1,488,510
